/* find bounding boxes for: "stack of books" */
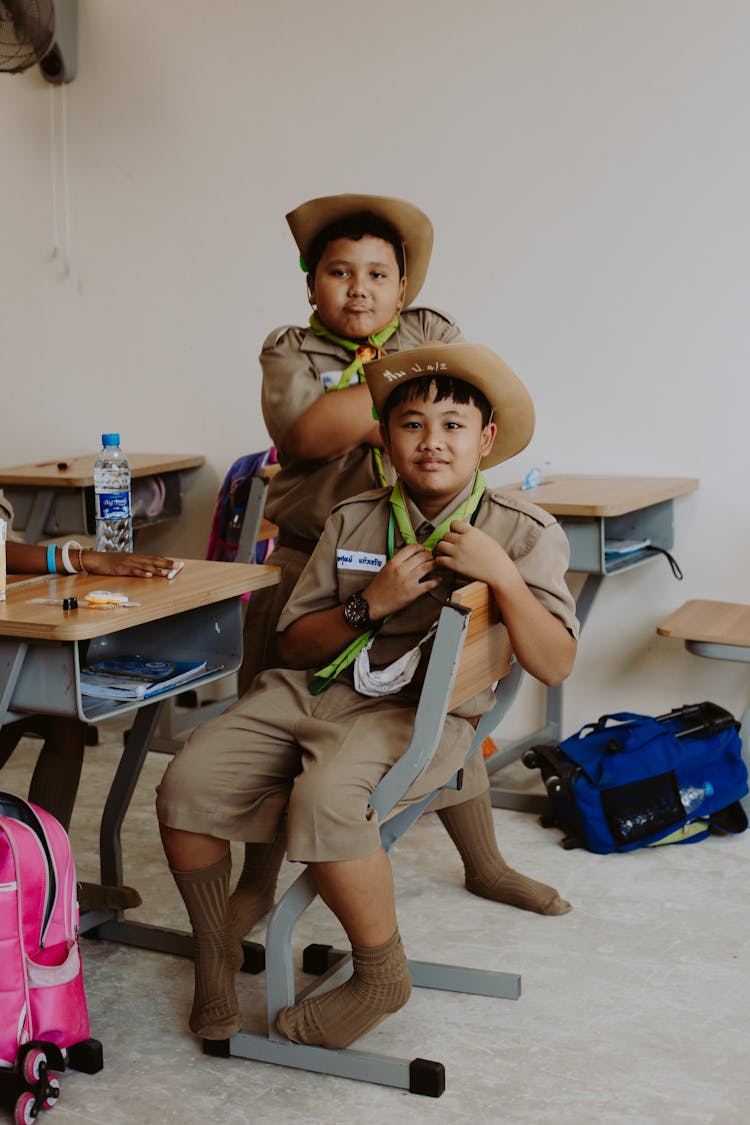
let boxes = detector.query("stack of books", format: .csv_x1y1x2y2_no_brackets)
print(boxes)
80,654,210,700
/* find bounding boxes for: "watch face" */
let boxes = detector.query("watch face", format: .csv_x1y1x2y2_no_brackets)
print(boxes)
345,592,370,629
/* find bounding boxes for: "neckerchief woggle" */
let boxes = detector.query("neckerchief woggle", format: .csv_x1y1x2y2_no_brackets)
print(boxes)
308,310,397,486
308,470,486,694
308,310,399,389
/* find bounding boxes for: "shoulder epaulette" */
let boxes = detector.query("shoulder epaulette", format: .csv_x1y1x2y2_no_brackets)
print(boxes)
485,487,558,528
329,486,390,514
402,305,459,325
262,324,304,350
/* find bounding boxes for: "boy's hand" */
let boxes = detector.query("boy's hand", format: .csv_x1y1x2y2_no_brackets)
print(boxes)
81,550,183,579
433,520,512,586
363,544,441,621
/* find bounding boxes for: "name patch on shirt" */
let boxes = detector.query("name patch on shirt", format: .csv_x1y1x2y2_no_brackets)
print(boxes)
336,549,386,572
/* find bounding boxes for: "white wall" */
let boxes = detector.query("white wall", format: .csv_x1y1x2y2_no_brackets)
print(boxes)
2,0,749,737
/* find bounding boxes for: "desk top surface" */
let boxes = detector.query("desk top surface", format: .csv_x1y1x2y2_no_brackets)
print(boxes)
0,453,205,489
0,559,278,641
499,474,699,517
657,599,750,648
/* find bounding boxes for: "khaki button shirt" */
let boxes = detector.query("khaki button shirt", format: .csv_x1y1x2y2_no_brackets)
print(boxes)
277,487,579,714
261,306,463,543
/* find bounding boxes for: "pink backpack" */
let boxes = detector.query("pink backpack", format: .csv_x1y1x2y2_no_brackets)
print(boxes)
0,793,102,1122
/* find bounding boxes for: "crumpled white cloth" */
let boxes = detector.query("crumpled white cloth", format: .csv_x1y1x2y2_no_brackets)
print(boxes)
353,624,438,697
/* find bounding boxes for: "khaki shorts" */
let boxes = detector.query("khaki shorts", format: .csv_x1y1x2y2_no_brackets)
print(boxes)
156,668,480,863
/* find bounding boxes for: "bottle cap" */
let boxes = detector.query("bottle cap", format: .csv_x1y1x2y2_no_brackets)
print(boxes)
102,433,121,446
62,596,78,611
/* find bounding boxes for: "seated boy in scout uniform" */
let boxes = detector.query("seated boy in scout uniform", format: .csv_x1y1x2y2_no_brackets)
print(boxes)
231,193,573,936
156,341,579,1046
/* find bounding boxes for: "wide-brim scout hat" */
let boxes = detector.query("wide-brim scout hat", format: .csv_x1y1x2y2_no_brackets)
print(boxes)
286,193,434,307
364,341,535,469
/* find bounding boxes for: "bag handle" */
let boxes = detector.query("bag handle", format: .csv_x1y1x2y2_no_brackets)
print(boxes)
573,712,650,739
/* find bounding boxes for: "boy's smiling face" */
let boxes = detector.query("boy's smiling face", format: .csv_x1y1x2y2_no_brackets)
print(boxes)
309,236,406,341
381,383,497,518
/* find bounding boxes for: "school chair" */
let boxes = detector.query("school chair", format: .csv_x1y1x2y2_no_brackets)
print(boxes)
205,581,526,1098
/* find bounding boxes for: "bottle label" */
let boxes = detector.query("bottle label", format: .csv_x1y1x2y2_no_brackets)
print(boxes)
96,491,131,519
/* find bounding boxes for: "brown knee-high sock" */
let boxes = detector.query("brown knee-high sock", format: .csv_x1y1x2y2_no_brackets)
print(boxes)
171,854,242,1039
28,746,83,831
437,791,571,915
275,929,412,1049
228,831,286,940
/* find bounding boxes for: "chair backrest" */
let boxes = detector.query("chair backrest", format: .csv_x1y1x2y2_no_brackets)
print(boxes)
447,581,512,710
369,581,514,824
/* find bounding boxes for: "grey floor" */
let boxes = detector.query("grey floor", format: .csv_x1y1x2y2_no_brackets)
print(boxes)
2,716,749,1125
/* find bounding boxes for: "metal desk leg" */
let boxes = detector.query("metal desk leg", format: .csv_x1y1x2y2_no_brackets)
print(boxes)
685,640,750,821
98,701,162,889
487,573,603,812
87,700,264,971
0,641,29,724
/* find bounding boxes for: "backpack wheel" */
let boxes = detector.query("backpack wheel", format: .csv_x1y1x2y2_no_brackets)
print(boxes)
14,1092,37,1125
21,1047,47,1087
545,775,563,797
41,1075,61,1111
521,749,540,770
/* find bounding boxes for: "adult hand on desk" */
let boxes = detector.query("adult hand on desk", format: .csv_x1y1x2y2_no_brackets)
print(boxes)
80,550,184,580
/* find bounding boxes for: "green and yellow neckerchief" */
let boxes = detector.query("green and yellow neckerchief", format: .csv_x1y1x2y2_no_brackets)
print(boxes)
308,311,399,390
308,471,486,694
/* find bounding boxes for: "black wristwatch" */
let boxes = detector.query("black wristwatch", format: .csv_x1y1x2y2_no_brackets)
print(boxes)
343,591,373,631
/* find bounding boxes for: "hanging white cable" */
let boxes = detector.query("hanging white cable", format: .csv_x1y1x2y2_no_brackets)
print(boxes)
60,80,73,278
49,83,60,261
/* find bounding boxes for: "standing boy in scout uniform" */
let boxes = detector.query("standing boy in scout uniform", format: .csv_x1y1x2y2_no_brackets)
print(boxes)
231,193,574,937
157,342,579,1046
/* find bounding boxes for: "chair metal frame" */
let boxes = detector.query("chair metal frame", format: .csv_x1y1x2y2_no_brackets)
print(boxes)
205,582,525,1097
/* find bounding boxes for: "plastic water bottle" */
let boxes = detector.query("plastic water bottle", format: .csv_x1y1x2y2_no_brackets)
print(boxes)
679,781,714,816
94,433,133,552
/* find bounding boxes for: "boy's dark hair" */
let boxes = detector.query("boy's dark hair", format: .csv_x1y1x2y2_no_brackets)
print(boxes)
381,374,493,428
307,211,406,279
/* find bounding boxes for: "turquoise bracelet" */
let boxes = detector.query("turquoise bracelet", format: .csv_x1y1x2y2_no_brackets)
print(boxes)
46,544,57,574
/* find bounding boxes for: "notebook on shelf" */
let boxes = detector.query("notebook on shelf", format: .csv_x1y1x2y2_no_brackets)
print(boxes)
80,655,211,700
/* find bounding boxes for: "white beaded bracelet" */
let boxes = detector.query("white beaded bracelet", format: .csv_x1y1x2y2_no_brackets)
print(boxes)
61,539,84,574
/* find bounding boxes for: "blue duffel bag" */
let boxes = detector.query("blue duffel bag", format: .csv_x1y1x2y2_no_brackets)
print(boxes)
523,702,749,853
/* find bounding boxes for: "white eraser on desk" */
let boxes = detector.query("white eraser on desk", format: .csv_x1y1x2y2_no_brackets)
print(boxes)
167,562,184,580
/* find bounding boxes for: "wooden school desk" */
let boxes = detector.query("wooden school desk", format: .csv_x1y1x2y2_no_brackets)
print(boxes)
0,559,279,958
0,452,205,543
485,474,699,811
657,599,750,818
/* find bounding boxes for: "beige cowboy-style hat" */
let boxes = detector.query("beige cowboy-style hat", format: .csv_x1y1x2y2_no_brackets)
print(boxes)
286,193,434,307
364,341,535,469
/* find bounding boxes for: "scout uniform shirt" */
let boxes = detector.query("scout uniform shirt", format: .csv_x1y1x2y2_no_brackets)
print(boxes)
277,481,579,715
261,306,463,548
